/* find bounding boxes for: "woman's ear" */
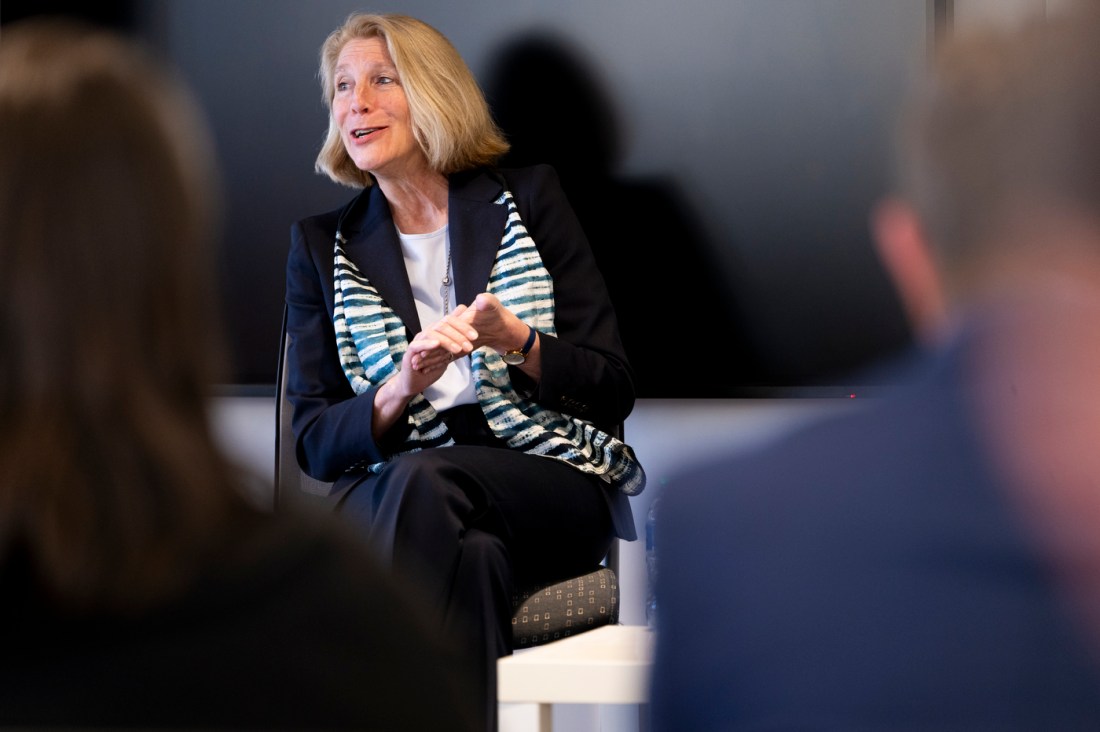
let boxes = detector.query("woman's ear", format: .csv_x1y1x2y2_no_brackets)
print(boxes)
871,197,949,345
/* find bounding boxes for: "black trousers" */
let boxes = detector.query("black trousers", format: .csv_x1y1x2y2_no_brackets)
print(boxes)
337,406,614,731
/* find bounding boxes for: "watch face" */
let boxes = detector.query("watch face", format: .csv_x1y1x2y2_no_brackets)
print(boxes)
502,351,526,366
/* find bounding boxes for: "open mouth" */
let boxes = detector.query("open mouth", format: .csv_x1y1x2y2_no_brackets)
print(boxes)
352,127,381,139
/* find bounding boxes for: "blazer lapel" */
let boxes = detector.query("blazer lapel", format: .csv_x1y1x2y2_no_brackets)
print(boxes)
449,170,508,308
339,184,422,332
336,170,509,335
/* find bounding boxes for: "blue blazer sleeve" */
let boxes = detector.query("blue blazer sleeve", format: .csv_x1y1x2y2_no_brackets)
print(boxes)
285,210,411,482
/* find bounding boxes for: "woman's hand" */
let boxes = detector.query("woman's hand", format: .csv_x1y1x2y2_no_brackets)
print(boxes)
465,293,531,354
395,293,538,400
371,306,479,438
464,293,541,380
405,303,478,380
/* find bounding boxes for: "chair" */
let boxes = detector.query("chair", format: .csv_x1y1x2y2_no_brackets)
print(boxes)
273,307,620,647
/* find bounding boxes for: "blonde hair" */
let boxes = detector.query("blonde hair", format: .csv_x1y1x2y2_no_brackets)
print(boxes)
315,13,510,188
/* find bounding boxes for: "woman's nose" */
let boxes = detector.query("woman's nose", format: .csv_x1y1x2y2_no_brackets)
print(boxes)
352,84,372,112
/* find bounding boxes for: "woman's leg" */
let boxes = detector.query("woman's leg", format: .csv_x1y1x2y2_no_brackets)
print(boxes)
336,446,613,730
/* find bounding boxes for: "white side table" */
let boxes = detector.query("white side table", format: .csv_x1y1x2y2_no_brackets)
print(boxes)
497,623,655,732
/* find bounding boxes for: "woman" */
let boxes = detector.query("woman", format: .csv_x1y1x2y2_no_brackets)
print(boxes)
0,18,481,731
286,11,646,726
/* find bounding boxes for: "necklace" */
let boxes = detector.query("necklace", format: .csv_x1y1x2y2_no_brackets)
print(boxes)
440,241,452,315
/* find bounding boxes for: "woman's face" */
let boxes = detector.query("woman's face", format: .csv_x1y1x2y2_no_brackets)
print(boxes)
332,36,424,181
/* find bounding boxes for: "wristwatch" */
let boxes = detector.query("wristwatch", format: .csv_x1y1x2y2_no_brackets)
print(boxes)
502,325,537,366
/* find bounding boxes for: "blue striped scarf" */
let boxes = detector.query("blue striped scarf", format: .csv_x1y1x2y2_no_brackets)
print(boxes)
332,189,645,496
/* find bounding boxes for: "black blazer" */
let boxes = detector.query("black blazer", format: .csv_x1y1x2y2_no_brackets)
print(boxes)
284,164,637,540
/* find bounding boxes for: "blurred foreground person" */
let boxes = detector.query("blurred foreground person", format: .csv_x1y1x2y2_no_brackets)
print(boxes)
0,18,481,731
651,3,1100,729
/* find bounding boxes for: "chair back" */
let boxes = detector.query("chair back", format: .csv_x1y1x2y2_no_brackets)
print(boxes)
273,306,336,512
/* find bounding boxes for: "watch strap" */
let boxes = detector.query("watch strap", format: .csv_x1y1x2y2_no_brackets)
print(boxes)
504,325,537,364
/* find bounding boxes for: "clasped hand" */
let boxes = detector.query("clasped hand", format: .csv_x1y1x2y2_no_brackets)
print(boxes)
398,293,524,394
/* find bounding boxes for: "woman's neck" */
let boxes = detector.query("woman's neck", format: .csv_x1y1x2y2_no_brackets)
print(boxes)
376,169,449,234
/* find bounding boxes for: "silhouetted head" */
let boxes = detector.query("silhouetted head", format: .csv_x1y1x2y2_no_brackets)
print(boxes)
485,32,620,183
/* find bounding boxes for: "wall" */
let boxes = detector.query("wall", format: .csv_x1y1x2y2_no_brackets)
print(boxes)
145,0,927,395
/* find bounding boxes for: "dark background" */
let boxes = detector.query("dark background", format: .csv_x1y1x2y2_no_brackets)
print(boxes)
2,0,935,397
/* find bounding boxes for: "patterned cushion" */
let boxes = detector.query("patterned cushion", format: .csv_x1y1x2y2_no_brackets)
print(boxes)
510,567,619,648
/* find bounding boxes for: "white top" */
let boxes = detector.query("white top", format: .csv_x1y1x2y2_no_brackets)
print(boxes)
398,225,478,411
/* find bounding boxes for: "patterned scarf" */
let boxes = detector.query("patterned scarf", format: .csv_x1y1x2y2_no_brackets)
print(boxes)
332,188,645,496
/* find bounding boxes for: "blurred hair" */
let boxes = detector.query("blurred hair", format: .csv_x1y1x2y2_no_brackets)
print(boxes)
0,18,248,610
893,3,1100,294
314,12,510,188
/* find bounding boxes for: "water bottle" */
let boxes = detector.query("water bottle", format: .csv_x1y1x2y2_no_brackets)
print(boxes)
645,496,660,628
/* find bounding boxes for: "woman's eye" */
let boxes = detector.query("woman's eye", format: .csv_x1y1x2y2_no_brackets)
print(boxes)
336,80,350,92
377,76,394,85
